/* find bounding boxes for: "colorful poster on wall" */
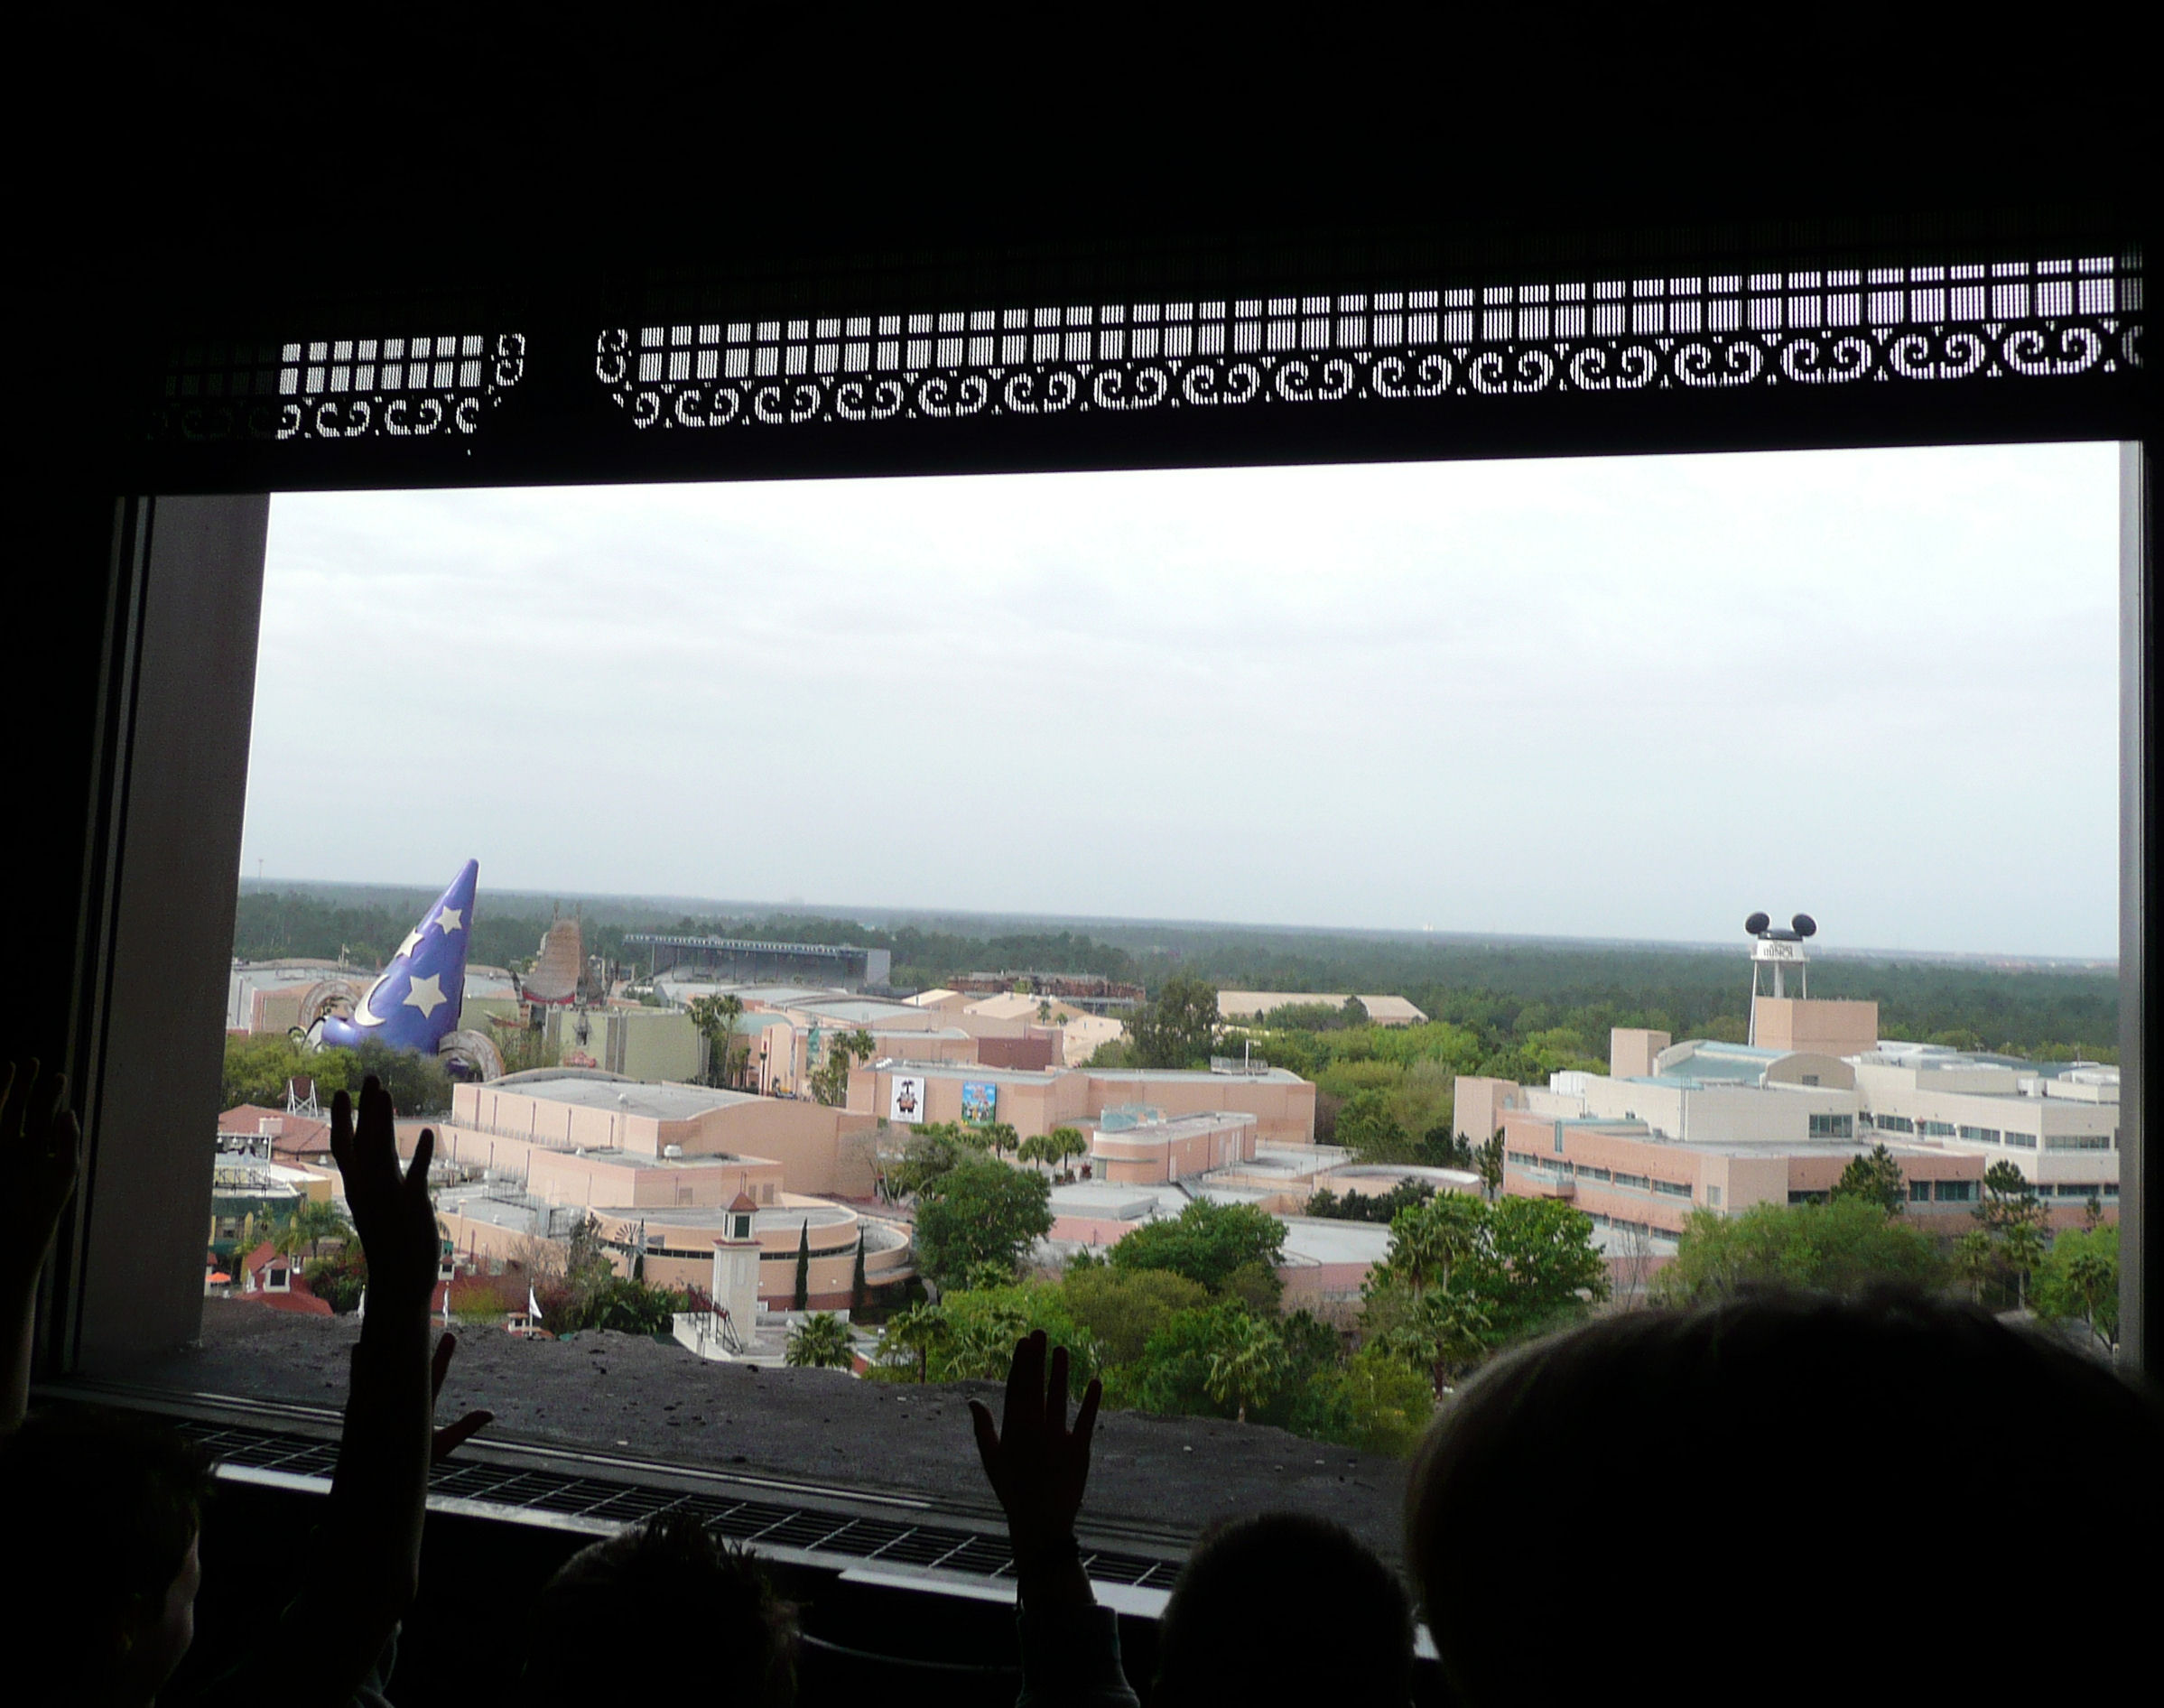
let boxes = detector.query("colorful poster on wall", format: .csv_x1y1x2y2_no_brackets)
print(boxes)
961,1081,998,1124
889,1074,926,1124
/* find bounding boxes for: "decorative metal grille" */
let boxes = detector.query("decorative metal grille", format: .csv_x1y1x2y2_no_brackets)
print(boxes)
153,331,526,441
595,256,2141,430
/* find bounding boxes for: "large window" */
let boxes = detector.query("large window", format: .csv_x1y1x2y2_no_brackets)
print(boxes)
95,440,2129,1561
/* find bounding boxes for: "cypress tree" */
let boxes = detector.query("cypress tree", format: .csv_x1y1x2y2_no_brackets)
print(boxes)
851,1236,868,1313
793,1219,811,1311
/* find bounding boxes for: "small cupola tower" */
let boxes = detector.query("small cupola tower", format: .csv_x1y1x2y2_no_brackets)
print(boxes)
710,1191,763,1345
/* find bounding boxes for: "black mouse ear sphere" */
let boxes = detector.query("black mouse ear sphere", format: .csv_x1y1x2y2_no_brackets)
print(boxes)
1792,914,1817,939
1745,912,1770,936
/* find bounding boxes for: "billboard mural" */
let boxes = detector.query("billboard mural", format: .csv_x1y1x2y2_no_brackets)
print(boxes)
961,1081,998,1124
889,1074,926,1124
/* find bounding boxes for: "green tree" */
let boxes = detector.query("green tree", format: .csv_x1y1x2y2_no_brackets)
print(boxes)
1289,1345,1434,1457
577,1276,689,1335
1017,1133,1057,1175
340,1040,452,1116
812,1027,878,1106
2034,1223,2119,1352
851,1237,868,1313
303,1248,367,1314
1476,1130,1504,1202
785,1312,856,1369
2001,1216,2048,1313
1952,1228,1998,1304
979,1121,1021,1161
961,1258,1019,1293
1051,1126,1090,1178
1977,1160,2044,1234
1125,1303,1264,1418
1060,1265,1208,1365
1336,1089,1410,1160
273,1198,354,1263
879,1302,950,1381
792,1219,811,1311
1108,1200,1286,1295
884,1124,984,1198
1128,975,1221,1069
912,1160,1054,1288
1359,1192,1608,1389
688,993,746,1089
1834,1143,1908,1213
1657,1198,1946,1305
1203,1309,1289,1424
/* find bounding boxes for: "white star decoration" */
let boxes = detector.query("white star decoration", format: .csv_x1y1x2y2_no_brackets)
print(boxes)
404,973,448,1017
434,906,463,934
396,931,423,959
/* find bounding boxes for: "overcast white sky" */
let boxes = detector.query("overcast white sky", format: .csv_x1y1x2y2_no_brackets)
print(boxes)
245,442,2119,958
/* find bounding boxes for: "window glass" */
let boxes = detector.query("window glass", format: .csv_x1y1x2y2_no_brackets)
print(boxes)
162,443,2119,1548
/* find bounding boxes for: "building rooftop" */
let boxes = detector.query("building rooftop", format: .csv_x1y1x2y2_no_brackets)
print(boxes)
1086,1065,1310,1086
880,1060,1061,1085
487,1070,759,1120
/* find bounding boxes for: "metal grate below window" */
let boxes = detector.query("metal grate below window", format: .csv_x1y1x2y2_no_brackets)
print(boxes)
176,1417,1182,1592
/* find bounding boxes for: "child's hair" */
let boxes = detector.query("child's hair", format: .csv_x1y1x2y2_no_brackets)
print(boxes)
0,1406,216,1653
1155,1510,1413,1706
526,1513,796,1705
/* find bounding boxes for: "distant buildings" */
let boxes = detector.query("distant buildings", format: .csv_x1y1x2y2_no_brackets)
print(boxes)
1458,935,2119,1242
847,1056,1318,1147
417,1071,905,1312
1217,991,1431,1027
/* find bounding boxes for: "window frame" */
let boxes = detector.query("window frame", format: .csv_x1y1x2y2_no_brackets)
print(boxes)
30,248,2154,1388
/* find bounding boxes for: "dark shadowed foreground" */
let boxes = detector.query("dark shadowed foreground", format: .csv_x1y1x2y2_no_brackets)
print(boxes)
121,1303,1407,1559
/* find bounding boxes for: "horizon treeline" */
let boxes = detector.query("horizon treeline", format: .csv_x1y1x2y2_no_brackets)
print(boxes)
232,888,2117,1063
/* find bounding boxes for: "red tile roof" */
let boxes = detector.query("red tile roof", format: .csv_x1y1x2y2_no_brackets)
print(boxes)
219,1102,334,1157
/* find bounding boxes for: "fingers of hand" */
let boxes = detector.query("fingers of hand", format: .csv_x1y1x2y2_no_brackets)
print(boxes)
968,1399,1004,1483
1002,1331,1043,1439
1072,1378,1102,1471
431,1332,457,1397
1047,1342,1071,1426
431,1410,494,1463
330,1090,354,1175
407,1126,436,1199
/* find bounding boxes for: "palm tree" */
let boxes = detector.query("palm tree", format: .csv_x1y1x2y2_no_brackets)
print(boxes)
689,993,746,1088
1017,1134,1055,1176
980,1122,1021,1162
1476,1131,1505,1202
785,1312,855,1369
1050,1126,1089,1181
2001,1220,2048,1312
1952,1229,1997,1304
1203,1310,1288,1425
274,1198,353,1264
882,1303,950,1381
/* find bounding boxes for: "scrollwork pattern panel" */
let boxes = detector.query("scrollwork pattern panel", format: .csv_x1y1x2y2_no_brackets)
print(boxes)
595,258,2140,431
153,332,526,442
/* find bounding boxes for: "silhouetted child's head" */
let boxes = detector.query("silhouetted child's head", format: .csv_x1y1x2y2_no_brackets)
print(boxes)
526,1513,795,1706
1154,1511,1413,1707
1406,1289,2163,1705
0,1406,214,1706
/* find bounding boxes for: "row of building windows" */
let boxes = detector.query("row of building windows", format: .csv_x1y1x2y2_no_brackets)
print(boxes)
2048,1182,2119,1199
1507,1156,1695,1200
1807,1114,1855,1138
1908,1179,1977,1203
2044,1135,2113,1151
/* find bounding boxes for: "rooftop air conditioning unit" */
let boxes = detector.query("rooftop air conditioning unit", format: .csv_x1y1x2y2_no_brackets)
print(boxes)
664,1144,683,1157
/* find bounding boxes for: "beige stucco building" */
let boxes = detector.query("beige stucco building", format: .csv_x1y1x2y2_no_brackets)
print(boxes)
849,1058,1317,1146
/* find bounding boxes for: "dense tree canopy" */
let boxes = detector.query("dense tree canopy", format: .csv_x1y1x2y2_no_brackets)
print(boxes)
1127,974,1222,1069
1657,1199,1946,1305
1108,1201,1287,1296
911,1161,1054,1287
